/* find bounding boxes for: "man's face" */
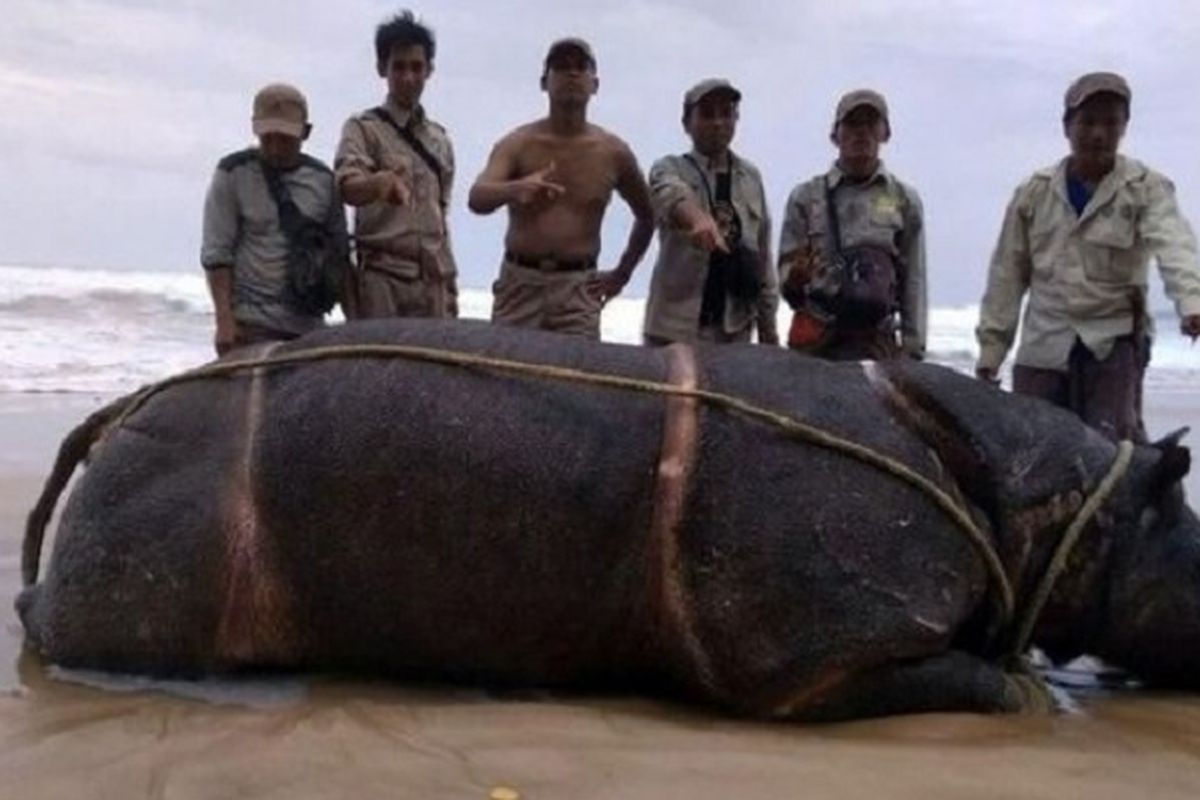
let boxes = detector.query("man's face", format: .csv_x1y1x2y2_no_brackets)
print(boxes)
541,49,597,106
685,94,739,156
380,43,432,109
833,106,888,166
257,131,304,170
1065,93,1128,170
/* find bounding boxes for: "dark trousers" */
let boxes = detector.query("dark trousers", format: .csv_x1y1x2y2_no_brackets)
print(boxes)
1012,335,1148,442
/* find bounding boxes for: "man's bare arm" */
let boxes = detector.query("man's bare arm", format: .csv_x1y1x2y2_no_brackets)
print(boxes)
468,136,565,214
204,266,237,355
592,145,655,300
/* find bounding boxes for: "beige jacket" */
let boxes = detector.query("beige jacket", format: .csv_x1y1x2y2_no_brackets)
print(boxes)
642,150,778,343
977,156,1200,371
778,163,927,356
334,99,456,282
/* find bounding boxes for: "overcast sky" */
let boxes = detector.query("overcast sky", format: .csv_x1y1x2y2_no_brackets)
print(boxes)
2,0,1198,304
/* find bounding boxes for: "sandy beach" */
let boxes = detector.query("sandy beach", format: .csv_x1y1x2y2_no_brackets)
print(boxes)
2,389,1199,799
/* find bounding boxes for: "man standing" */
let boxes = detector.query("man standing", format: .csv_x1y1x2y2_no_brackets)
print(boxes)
975,72,1200,441
642,79,779,346
201,83,348,355
778,89,926,361
468,37,654,339
336,11,457,319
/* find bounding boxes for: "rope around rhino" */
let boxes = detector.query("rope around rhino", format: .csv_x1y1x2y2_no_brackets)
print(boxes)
86,343,1132,659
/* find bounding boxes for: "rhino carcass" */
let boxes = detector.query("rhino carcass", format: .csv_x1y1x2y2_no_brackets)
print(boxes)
16,319,1200,721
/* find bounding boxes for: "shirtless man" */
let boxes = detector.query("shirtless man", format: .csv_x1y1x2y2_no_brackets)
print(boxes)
468,37,654,338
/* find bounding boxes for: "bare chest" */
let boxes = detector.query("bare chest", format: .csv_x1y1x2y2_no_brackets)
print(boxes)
516,138,620,209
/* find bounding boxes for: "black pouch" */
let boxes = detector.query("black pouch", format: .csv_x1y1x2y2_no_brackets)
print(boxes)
816,179,900,326
724,242,763,302
263,167,345,316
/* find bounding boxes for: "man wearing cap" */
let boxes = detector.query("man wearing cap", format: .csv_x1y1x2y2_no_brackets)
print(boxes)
642,79,779,346
468,37,654,338
975,71,1200,441
201,83,349,355
778,89,926,361
335,11,457,319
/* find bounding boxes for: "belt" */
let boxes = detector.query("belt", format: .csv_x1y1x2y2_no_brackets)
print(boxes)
504,251,596,272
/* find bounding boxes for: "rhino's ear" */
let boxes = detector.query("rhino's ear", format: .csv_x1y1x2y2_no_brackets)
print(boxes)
1151,428,1191,491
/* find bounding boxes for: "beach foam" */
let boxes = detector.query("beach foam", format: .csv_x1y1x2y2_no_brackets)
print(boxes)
1,263,1196,393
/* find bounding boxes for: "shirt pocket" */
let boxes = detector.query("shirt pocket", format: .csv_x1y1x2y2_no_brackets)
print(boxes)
1081,211,1138,283
737,191,765,247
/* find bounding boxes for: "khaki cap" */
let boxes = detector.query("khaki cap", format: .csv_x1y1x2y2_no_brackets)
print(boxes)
683,78,742,111
1064,71,1132,111
544,37,596,70
834,88,889,127
251,83,308,139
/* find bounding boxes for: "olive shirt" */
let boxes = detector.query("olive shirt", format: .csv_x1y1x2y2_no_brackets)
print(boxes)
977,155,1200,372
778,162,927,357
334,99,457,288
643,150,779,344
200,148,347,336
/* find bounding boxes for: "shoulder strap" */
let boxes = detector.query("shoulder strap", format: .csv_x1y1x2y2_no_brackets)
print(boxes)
682,154,715,210
823,176,845,258
261,165,307,243
372,106,445,207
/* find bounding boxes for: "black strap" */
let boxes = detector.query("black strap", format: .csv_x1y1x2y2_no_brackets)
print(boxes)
682,153,735,210
823,176,846,260
261,165,310,243
371,106,446,208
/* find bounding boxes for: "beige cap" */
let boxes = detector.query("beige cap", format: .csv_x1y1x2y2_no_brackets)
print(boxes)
1064,71,1132,111
834,88,889,127
544,37,596,70
683,78,742,111
251,83,308,139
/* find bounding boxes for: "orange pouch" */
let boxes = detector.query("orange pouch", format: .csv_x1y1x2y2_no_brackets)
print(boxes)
787,310,828,350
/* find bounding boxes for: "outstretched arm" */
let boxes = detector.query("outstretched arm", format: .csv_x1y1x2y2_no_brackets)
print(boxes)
335,118,411,208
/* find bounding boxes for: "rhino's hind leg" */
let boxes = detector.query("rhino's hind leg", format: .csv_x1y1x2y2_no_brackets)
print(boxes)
778,651,1053,722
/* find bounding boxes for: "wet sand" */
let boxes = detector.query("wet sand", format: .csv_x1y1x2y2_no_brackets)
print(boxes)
2,391,1199,799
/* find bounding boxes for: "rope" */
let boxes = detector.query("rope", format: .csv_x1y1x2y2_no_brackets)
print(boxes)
110,342,1017,630
1009,440,1135,658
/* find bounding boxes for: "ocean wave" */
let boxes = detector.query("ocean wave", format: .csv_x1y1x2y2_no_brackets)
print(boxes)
1,264,1196,394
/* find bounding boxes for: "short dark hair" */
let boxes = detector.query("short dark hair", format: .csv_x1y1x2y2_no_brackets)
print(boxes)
375,10,436,66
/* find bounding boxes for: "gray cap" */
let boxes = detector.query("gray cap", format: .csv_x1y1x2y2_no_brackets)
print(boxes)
1064,71,1132,111
683,78,742,111
834,88,889,127
544,37,596,69
251,83,308,139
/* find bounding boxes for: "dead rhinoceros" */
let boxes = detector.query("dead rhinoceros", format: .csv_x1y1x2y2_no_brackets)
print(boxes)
16,319,1200,721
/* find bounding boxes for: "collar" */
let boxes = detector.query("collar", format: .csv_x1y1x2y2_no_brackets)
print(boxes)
383,97,426,129
1051,155,1137,225
826,160,890,190
686,148,740,174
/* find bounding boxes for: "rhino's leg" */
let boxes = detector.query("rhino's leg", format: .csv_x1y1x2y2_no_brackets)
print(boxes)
777,651,1053,722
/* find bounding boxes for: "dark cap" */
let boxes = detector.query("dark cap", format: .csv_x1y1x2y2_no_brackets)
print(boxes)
683,78,742,111
1064,71,1132,111
834,88,888,126
251,83,308,139
544,37,596,70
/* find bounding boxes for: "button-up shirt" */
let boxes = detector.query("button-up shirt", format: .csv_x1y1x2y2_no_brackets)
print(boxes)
779,162,927,356
334,99,456,279
643,149,778,343
976,155,1200,371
